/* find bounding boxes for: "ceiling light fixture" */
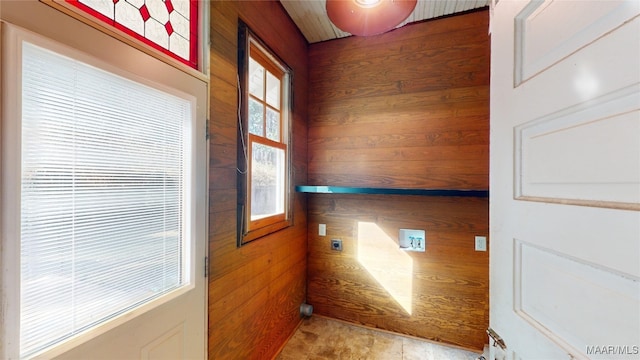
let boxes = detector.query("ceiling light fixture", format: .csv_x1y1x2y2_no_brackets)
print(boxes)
354,0,382,8
326,0,417,37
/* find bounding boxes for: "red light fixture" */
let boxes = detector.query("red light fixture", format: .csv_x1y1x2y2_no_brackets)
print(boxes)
326,0,417,37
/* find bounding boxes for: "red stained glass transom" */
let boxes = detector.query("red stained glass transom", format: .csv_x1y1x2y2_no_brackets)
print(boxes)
139,5,151,21
66,0,198,69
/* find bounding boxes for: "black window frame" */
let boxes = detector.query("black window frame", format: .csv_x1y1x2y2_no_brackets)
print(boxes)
237,21,294,246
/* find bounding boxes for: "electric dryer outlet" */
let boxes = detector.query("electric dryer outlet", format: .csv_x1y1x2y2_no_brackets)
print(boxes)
330,239,342,251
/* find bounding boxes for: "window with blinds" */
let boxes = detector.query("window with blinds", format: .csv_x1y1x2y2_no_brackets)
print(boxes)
19,41,192,357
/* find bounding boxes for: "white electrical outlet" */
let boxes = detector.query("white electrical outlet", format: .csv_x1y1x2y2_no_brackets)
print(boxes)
319,224,326,236
475,236,487,251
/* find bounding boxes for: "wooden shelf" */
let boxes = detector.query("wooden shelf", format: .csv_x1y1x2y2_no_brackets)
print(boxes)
295,186,488,197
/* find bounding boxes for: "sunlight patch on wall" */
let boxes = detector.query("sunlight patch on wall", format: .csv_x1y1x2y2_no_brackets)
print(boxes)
357,222,413,314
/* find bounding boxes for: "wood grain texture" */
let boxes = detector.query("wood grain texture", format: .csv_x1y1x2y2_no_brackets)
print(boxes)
307,194,489,350
308,10,490,190
306,10,490,351
208,1,308,359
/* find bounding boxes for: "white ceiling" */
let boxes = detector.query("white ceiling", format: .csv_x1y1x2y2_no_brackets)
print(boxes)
280,0,491,43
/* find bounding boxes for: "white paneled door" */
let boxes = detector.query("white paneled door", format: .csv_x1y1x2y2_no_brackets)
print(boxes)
1,2,207,359
490,1,639,359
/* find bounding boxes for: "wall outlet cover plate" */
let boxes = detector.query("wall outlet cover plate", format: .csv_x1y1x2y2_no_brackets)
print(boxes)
331,239,342,251
475,236,487,251
399,229,426,252
319,224,326,236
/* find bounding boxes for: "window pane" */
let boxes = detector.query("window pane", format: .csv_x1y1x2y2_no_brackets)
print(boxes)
248,98,264,136
20,42,189,357
249,58,264,99
266,107,280,142
250,142,285,220
68,0,198,68
266,71,280,109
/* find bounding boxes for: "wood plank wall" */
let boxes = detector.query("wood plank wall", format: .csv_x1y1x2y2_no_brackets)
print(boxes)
208,2,308,359
306,10,490,351
308,10,489,189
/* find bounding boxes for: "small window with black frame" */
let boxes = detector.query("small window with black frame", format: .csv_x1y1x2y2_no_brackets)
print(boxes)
237,22,293,245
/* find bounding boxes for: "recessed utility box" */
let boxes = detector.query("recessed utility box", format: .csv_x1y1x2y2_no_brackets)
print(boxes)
330,239,342,251
399,229,425,252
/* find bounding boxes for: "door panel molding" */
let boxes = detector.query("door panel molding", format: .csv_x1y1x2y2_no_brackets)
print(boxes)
491,0,640,358
515,84,640,210
514,239,640,358
514,0,640,86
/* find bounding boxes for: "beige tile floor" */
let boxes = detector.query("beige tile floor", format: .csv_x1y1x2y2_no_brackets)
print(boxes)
276,316,482,360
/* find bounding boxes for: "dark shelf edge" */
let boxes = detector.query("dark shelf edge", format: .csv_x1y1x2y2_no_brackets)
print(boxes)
295,186,488,198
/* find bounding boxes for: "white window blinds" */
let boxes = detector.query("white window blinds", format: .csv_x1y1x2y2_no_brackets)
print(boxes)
20,42,191,357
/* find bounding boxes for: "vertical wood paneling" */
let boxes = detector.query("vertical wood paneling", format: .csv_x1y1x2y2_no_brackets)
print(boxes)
306,10,490,351
208,2,308,359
